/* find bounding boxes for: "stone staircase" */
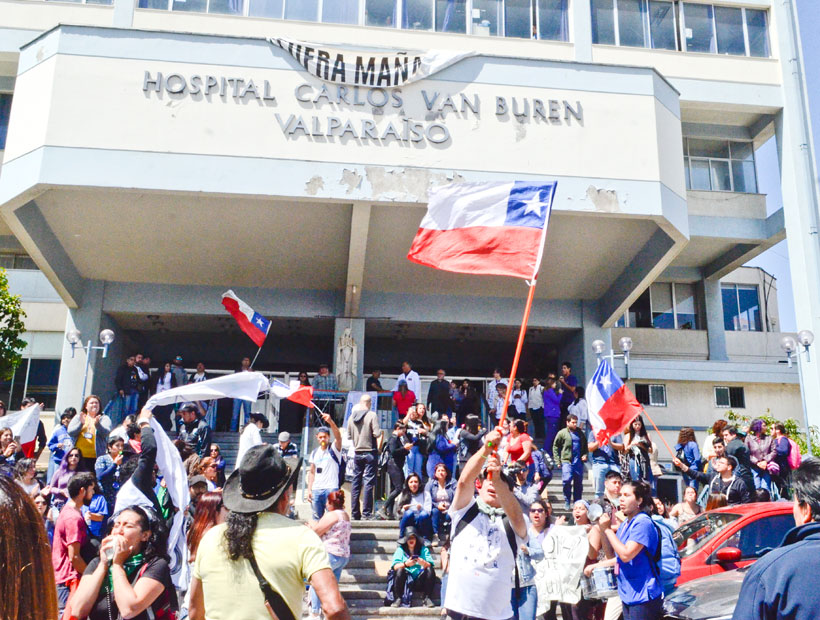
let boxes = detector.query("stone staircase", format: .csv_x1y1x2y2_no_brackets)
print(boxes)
212,430,296,471
336,474,599,620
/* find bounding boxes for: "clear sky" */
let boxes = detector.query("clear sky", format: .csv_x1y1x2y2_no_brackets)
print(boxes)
746,1,819,333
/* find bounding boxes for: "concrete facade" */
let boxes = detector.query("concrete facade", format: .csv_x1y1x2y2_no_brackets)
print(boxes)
0,0,814,434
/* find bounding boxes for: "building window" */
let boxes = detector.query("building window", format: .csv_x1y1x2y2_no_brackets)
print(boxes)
721,284,762,332
715,386,745,409
635,383,667,407
0,358,62,411
618,282,699,329
681,3,769,57
0,94,11,151
683,137,758,193
0,253,38,270
592,0,679,48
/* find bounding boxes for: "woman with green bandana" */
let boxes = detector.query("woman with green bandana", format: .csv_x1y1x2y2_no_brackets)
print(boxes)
69,505,178,620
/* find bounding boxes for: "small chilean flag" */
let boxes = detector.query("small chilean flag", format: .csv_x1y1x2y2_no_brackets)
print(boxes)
407,181,557,280
587,359,643,447
0,404,41,457
270,379,315,408
221,290,271,348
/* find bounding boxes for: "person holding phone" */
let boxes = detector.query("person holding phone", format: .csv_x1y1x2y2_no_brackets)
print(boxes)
386,527,436,608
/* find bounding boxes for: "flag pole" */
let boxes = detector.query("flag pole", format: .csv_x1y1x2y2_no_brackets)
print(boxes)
250,344,263,369
497,279,538,432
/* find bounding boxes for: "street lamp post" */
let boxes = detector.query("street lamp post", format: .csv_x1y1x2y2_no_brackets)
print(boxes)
66,328,116,401
591,336,633,379
780,329,815,452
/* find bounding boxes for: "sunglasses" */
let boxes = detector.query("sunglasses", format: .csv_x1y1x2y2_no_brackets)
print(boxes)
529,508,545,514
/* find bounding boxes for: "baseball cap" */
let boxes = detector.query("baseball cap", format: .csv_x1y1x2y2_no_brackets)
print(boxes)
278,431,291,443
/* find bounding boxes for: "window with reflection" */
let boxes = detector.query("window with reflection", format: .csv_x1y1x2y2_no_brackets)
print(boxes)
366,0,396,26
682,3,715,53
436,0,467,32
722,284,762,332
403,0,434,29
538,0,568,41
0,95,11,151
323,0,360,23
209,0,243,14
617,0,646,47
472,0,502,36
715,6,744,55
285,0,319,21
249,0,283,18
172,0,206,13
648,1,677,50
684,137,757,193
591,0,616,44
746,9,769,57
505,0,533,39
617,283,699,329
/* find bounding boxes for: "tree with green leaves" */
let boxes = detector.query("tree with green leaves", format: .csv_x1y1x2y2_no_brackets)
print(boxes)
0,268,26,381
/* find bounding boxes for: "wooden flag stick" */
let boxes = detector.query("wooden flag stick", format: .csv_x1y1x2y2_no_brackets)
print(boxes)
639,407,676,458
496,280,538,433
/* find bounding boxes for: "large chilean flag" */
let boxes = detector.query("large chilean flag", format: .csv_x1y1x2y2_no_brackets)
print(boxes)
407,181,557,280
221,290,271,347
587,359,643,447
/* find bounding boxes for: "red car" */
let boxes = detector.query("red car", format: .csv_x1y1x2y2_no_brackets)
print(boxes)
672,502,795,586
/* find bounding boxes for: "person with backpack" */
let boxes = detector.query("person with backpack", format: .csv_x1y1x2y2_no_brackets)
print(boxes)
444,428,527,620
456,415,487,474
597,480,664,620
307,413,343,520
772,423,800,498
378,422,412,520
649,500,682,595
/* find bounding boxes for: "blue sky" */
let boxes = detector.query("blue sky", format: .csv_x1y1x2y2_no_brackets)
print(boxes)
745,2,819,332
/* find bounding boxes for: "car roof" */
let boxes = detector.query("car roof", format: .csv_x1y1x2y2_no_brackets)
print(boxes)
706,501,793,517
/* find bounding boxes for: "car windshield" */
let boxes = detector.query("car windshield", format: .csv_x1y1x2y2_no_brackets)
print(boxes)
673,512,742,558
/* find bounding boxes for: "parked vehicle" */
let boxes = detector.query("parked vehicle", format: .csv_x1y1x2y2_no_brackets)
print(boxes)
663,567,747,620
673,502,794,585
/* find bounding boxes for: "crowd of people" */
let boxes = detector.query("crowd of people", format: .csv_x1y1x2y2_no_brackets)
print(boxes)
0,355,817,620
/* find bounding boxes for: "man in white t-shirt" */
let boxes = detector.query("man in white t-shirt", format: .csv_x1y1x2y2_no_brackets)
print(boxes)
235,412,268,470
445,428,527,620
393,361,421,400
307,412,343,520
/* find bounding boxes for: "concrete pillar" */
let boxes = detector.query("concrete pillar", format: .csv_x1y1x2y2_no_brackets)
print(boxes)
55,281,120,413
112,0,136,28
572,0,593,63
333,318,365,391
770,0,820,429
702,277,728,361
560,301,609,386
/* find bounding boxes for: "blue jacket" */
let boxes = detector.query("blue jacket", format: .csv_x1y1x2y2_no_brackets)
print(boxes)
674,440,702,471
425,434,457,479
732,521,820,620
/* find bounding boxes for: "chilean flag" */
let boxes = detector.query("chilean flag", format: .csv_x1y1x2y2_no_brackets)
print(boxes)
270,379,315,408
0,404,41,457
587,359,643,446
407,181,557,280
221,290,271,347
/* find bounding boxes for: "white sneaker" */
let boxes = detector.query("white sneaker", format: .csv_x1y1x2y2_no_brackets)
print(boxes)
308,611,321,620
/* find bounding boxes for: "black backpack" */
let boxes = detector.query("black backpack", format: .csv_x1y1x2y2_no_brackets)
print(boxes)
452,502,521,599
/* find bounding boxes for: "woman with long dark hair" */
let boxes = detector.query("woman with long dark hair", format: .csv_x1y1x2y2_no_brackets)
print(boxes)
423,463,456,542
67,394,112,471
46,447,86,512
598,480,663,620
397,473,432,539
674,427,702,489
208,444,226,486
69,505,178,620
425,417,457,479
621,416,654,487
14,457,42,498
0,476,58,620
187,492,226,562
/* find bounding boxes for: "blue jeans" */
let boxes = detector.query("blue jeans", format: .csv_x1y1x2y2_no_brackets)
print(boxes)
399,509,433,539
511,584,538,620
312,488,335,520
562,461,584,505
431,507,451,537
231,399,251,432
406,445,424,478
622,596,663,620
592,462,621,498
544,418,560,456
753,467,772,492
309,553,348,612
124,392,140,417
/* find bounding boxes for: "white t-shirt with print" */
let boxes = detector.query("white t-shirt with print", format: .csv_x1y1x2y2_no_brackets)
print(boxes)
310,443,342,491
445,498,523,620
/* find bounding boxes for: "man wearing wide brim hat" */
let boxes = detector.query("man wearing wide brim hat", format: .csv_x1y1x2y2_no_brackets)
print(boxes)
189,444,349,620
